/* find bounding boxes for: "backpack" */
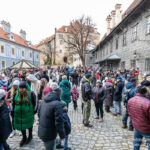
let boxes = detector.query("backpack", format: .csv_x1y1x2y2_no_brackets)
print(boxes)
123,88,132,103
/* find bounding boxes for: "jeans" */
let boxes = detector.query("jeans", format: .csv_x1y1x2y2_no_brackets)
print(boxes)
94,102,103,118
0,141,9,150
134,129,150,150
44,140,56,150
57,136,69,149
113,101,122,114
83,100,91,124
122,103,133,128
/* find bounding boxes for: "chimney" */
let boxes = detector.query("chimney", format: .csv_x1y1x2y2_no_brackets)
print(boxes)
20,29,26,40
115,4,122,25
111,10,116,28
106,15,112,35
1,20,11,33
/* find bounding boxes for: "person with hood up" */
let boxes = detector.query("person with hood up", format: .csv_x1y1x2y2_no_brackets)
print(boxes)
92,80,106,122
59,75,71,107
104,80,114,113
0,89,12,150
38,84,65,150
71,85,79,111
122,78,137,131
128,86,150,150
81,73,93,127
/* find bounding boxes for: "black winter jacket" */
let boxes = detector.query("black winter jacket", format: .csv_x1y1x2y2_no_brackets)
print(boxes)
38,92,65,142
81,78,92,102
0,100,12,144
92,86,106,103
113,81,124,101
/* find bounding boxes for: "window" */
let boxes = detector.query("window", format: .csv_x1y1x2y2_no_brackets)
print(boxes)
110,41,113,53
147,17,150,34
22,50,25,57
145,58,150,71
36,54,39,60
60,40,64,45
60,49,62,53
121,61,125,70
1,61,6,69
130,60,136,69
132,25,138,41
0,45,4,53
123,32,127,46
12,48,15,55
116,38,119,49
59,34,63,39
29,52,32,58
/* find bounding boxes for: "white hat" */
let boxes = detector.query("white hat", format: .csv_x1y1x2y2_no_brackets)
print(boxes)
12,80,20,86
62,75,67,80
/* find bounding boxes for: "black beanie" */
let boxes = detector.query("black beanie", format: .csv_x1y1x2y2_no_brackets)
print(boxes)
19,81,27,89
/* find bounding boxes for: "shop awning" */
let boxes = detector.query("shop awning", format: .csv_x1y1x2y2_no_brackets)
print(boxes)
94,55,121,64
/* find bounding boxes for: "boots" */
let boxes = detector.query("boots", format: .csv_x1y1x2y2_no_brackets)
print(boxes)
20,138,27,147
26,127,33,144
20,130,27,147
122,124,127,129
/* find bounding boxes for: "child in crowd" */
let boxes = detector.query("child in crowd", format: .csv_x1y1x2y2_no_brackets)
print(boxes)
71,85,79,110
56,101,71,150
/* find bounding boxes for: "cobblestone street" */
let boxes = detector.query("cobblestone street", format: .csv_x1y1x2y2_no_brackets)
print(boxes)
8,97,148,150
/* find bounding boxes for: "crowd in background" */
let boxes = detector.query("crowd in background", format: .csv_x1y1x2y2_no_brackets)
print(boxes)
0,66,150,150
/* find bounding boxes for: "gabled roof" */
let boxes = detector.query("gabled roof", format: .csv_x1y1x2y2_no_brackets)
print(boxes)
0,27,38,51
36,34,55,47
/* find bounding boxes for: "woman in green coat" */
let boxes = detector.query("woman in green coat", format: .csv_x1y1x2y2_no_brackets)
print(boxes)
59,75,71,107
13,81,35,147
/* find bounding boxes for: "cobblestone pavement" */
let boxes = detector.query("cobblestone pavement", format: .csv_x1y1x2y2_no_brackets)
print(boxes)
8,96,148,150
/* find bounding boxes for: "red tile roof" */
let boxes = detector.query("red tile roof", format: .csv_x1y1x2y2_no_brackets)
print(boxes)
36,34,55,47
122,0,142,18
0,27,38,51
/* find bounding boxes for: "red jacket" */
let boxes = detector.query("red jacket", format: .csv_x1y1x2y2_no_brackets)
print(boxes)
128,94,150,133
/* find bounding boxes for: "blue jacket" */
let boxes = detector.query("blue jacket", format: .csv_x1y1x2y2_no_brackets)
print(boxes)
63,111,71,136
0,79,7,87
126,82,136,98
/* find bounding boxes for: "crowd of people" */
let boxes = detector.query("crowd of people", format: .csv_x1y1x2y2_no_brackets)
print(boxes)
0,66,150,150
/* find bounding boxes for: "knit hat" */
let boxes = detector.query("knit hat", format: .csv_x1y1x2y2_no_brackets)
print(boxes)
85,73,91,79
43,86,52,96
130,78,137,83
141,80,150,86
12,80,20,86
51,83,60,91
0,89,5,99
61,100,67,108
19,81,27,89
62,75,67,80
96,80,102,83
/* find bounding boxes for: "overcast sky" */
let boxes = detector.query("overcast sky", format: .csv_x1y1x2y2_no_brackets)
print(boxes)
0,0,134,44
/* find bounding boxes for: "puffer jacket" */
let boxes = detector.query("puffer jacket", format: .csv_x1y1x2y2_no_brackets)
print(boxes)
0,100,12,144
128,94,150,134
92,86,106,103
38,92,65,142
81,78,92,102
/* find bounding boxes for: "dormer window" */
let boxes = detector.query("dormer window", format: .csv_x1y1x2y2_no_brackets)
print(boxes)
26,41,32,47
9,33,14,41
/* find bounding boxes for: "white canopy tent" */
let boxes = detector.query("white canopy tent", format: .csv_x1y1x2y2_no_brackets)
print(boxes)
10,59,38,69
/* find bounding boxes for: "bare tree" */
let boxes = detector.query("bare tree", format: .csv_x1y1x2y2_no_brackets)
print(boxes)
63,15,96,66
41,42,53,66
